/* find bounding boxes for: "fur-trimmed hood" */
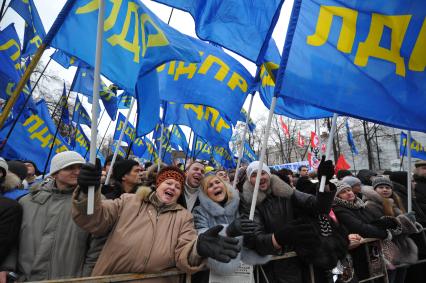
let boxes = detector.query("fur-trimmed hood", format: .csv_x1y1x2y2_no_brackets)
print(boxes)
362,186,403,217
1,171,22,192
241,174,295,206
197,185,240,218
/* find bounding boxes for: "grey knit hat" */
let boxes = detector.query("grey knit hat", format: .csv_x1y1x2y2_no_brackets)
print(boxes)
372,176,393,190
335,181,352,196
50,151,85,175
342,176,361,188
0,157,8,176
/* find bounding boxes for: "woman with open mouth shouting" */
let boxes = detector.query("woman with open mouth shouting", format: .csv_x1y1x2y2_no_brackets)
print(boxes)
192,175,269,282
72,165,241,283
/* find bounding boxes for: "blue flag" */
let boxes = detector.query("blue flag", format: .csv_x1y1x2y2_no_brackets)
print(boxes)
51,49,84,69
72,96,92,127
70,66,118,120
151,36,254,125
111,141,127,158
277,0,426,131
117,92,133,109
152,124,173,164
60,82,70,125
50,0,201,92
238,108,256,132
258,38,332,119
164,102,232,147
0,24,22,83
131,136,148,158
72,123,105,163
113,112,136,145
137,138,159,162
192,137,235,169
9,0,46,57
153,0,284,63
243,142,258,163
345,120,358,155
400,132,426,161
0,100,70,173
169,125,188,151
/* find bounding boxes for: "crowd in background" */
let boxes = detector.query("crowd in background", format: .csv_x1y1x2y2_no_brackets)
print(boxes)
1,151,426,283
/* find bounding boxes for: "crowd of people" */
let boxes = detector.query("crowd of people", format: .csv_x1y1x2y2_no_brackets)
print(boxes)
1,151,426,283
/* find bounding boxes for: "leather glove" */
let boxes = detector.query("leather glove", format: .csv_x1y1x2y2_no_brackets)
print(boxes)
317,155,334,184
78,163,102,194
226,218,257,237
274,220,320,249
197,225,241,263
371,216,399,230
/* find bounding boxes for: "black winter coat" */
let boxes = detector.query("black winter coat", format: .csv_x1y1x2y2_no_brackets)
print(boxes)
333,197,388,239
240,175,336,283
414,175,426,227
0,197,22,265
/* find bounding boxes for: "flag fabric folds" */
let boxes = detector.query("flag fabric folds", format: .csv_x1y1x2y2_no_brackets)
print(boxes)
113,113,135,145
153,0,284,63
276,0,426,132
243,142,257,163
0,24,22,83
72,96,92,127
164,102,232,147
60,82,70,125
117,92,133,109
335,154,351,174
169,125,188,151
9,0,46,57
50,0,201,93
279,116,289,138
297,131,305,148
192,137,235,169
51,49,83,69
345,120,358,155
400,132,426,160
310,131,319,148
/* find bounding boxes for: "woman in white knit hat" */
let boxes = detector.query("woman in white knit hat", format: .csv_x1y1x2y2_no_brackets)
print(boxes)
1,151,105,281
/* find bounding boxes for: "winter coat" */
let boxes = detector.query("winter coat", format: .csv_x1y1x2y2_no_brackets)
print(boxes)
72,186,205,283
5,179,105,281
240,174,336,283
177,183,201,213
414,174,426,226
392,181,426,226
193,187,270,277
0,197,22,266
333,197,389,239
0,171,28,200
362,187,421,265
362,187,404,219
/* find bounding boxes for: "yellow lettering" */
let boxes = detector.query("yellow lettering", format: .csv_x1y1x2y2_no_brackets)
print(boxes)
156,63,166,72
184,104,204,120
140,13,169,57
174,61,197,80
0,39,21,70
227,72,248,92
76,0,98,14
260,62,278,87
22,115,43,133
409,18,426,72
216,118,231,133
168,61,176,75
29,35,42,48
354,14,411,77
30,127,52,147
107,1,140,63
204,107,219,128
307,6,358,53
55,145,69,153
198,55,230,81
104,0,123,31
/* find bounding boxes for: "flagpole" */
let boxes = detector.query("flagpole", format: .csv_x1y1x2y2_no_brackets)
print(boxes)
407,130,412,212
105,99,135,186
0,57,53,152
319,113,338,193
232,93,254,192
249,96,277,220
0,0,77,129
157,123,164,172
183,130,193,169
96,118,113,156
87,0,105,215
0,0,7,21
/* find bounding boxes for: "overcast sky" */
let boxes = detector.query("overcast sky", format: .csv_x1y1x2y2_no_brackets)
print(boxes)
1,0,295,140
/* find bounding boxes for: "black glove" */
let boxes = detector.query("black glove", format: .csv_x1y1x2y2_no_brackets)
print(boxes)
371,216,399,230
274,220,320,249
197,225,241,263
226,218,257,237
78,163,102,194
317,155,334,184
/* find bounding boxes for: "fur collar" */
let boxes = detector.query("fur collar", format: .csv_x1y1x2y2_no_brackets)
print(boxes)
197,186,240,217
2,172,22,192
361,187,389,205
241,174,294,206
334,197,365,209
135,185,183,213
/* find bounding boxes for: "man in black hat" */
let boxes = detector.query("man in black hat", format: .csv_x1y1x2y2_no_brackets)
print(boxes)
102,159,142,199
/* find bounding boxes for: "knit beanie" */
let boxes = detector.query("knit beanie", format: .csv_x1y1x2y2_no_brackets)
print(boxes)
50,151,85,175
156,166,185,188
342,176,361,188
23,160,41,176
7,160,28,180
246,161,271,179
372,176,393,190
0,157,8,176
335,181,352,197
112,159,139,182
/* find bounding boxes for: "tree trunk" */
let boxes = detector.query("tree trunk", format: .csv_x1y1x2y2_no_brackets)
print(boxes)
362,121,374,170
374,125,381,170
327,118,338,162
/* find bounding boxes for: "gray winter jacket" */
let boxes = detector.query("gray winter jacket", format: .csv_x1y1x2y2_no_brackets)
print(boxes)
193,187,270,275
4,178,105,281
